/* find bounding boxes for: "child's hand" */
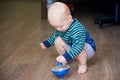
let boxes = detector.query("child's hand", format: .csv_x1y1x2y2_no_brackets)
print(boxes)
40,43,47,49
56,55,67,65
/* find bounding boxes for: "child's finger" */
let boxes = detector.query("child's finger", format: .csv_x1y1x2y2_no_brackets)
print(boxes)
40,43,46,49
56,56,67,64
40,43,44,46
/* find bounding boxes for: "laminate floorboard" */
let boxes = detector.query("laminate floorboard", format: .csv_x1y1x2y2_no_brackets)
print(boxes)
0,1,120,80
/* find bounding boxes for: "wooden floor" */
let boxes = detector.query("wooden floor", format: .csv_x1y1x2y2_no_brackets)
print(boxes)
0,1,120,80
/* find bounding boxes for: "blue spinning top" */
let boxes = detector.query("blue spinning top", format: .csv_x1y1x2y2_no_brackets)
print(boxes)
51,62,70,79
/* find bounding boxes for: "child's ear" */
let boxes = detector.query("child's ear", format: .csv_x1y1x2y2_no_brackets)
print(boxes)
67,15,72,21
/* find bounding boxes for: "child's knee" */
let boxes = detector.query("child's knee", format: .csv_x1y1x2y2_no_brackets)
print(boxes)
55,36,62,45
55,36,66,47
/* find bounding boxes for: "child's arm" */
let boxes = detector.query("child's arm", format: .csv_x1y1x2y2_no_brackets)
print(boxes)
41,30,59,48
56,27,86,64
63,32,85,62
63,25,86,63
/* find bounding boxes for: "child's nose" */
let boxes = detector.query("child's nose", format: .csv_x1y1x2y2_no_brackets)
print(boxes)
57,28,61,31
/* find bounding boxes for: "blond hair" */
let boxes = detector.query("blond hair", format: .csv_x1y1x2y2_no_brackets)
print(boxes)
48,2,70,26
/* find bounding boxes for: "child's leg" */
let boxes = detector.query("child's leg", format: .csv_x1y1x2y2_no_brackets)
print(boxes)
77,47,88,74
54,36,67,55
77,43,95,74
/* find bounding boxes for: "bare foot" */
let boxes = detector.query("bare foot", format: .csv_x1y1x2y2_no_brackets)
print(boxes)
78,64,88,74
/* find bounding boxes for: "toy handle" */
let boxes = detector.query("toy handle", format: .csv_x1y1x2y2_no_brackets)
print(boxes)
57,62,63,67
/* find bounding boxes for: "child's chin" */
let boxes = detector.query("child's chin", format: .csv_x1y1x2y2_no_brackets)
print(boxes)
61,30,66,32
58,29,66,32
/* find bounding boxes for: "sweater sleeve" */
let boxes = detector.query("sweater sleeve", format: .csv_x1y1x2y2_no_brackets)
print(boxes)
63,25,86,62
43,30,58,48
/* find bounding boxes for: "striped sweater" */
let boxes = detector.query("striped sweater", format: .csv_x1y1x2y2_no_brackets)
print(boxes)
43,19,96,62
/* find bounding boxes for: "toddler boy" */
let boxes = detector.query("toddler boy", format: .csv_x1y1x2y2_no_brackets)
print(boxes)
40,2,96,74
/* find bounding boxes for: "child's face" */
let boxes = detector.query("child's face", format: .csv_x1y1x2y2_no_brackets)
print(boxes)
49,15,72,32
55,18,70,32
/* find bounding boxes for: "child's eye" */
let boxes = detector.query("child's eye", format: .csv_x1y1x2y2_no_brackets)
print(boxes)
58,26,62,28
60,26,64,28
60,26,63,28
